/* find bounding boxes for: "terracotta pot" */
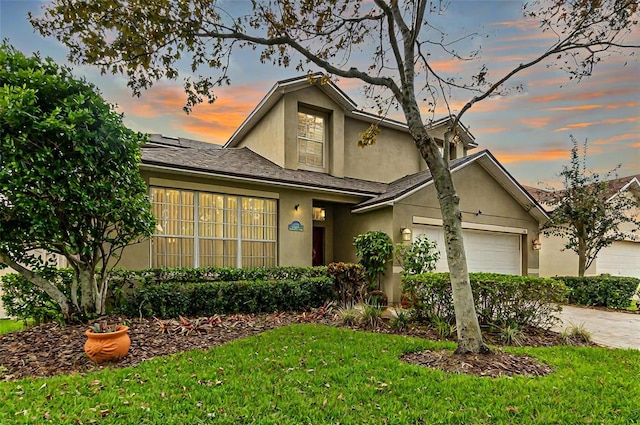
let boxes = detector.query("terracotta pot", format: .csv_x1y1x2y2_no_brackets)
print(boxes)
84,325,131,363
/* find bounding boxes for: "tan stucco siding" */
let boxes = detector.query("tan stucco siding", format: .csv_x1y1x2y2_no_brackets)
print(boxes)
120,169,364,269
539,234,583,277
394,162,541,275
282,87,345,176
333,205,397,299
235,100,285,167
343,117,424,183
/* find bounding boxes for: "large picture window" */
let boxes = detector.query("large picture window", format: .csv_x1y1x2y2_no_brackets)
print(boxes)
297,111,325,168
151,187,277,268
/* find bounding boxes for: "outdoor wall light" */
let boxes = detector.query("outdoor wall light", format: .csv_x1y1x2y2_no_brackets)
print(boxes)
294,204,300,211
312,207,326,221
401,227,412,242
532,238,542,250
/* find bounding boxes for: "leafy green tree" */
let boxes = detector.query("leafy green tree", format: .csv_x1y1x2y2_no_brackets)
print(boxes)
395,235,441,275
353,231,394,290
0,43,155,320
31,0,639,352
542,137,640,277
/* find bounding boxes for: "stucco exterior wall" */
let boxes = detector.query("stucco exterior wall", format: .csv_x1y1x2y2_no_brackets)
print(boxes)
282,86,346,177
333,205,397,299
394,162,541,276
235,100,285,167
343,117,425,183
538,234,584,277
119,169,364,269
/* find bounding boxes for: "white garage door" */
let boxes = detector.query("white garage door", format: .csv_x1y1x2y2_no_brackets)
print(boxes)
596,241,640,278
414,226,522,275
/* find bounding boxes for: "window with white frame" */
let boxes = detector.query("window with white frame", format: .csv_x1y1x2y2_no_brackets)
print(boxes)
151,187,277,268
297,111,325,168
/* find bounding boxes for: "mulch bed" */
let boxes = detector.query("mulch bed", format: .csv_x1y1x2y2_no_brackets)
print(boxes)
0,313,585,381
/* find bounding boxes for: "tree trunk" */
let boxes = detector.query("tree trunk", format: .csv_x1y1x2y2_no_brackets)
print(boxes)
578,238,587,277
415,135,489,354
77,263,98,314
0,252,73,319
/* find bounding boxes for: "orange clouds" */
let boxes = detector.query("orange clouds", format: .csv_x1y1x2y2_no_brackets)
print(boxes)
554,116,637,132
495,149,569,164
519,116,554,129
118,82,267,142
473,126,510,135
591,132,640,145
545,104,603,112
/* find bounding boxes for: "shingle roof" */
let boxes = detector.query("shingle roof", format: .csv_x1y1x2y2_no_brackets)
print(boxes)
523,174,640,206
352,151,486,210
141,146,387,195
145,134,222,149
521,185,555,204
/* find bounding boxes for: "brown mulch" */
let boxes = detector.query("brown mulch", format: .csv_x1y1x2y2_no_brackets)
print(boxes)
0,313,582,381
401,350,553,378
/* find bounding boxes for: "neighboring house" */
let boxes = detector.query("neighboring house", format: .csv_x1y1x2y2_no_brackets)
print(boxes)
525,174,640,278
109,74,548,303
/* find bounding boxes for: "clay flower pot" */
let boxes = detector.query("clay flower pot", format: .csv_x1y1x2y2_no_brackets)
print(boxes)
84,325,131,363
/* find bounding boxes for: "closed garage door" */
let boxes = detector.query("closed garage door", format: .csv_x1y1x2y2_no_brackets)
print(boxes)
597,241,640,278
414,226,522,275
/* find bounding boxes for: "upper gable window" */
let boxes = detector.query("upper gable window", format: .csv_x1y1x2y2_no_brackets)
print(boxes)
297,111,325,168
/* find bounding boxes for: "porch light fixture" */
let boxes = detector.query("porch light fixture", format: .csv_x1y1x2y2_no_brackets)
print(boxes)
313,207,326,221
294,204,300,211
532,239,542,250
401,227,412,242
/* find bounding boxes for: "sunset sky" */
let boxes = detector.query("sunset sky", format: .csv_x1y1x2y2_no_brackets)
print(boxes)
1,0,638,187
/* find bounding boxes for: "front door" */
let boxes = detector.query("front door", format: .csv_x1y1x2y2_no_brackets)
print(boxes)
312,227,325,266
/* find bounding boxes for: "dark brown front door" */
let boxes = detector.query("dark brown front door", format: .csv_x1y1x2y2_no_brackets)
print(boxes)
312,227,324,266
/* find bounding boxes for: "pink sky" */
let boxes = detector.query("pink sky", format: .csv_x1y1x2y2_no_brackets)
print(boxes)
1,0,638,187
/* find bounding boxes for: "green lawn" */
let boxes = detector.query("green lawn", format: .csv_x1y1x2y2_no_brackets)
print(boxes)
0,319,25,335
1,325,638,424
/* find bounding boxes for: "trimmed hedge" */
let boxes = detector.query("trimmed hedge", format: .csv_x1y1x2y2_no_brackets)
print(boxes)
121,277,334,318
1,264,363,320
557,275,640,309
402,272,568,329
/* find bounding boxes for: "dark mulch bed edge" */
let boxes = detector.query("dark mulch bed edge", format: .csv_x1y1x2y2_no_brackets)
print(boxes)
0,313,586,381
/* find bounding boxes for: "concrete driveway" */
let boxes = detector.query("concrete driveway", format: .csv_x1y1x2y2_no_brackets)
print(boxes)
552,305,640,350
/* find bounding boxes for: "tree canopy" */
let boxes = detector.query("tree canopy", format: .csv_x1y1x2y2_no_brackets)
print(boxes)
29,0,640,351
0,43,155,320
542,137,640,276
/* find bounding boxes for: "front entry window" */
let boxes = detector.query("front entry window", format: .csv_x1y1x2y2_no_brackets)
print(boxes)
151,187,277,268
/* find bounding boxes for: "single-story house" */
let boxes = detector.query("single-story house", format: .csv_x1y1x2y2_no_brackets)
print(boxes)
116,74,549,303
525,174,640,278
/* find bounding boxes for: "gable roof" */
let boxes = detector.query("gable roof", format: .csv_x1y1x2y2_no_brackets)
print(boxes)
224,73,476,148
605,174,640,200
524,174,640,209
141,145,386,196
352,150,549,223
144,134,221,149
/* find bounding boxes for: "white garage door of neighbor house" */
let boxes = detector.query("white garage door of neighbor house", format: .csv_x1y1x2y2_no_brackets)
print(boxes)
413,226,522,275
596,241,640,278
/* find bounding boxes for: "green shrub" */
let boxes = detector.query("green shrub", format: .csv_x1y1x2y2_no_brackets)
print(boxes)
557,275,640,309
353,231,393,290
122,276,334,318
0,270,74,324
326,262,367,307
394,235,440,275
402,272,567,329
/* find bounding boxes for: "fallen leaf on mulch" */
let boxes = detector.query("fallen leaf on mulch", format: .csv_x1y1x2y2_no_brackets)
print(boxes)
0,313,568,381
401,349,554,377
